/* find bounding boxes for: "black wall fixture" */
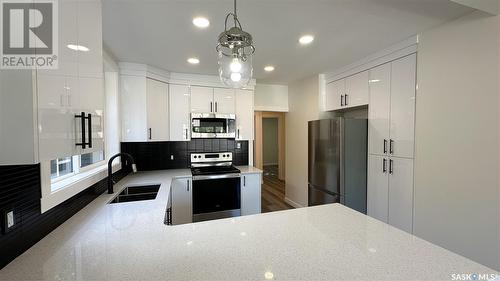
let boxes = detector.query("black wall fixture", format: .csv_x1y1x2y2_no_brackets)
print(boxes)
121,139,249,171
0,164,128,269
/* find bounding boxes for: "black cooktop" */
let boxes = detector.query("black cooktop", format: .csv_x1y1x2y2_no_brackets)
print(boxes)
191,165,241,176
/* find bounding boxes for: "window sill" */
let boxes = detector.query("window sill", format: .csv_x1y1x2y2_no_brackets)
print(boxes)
40,162,121,213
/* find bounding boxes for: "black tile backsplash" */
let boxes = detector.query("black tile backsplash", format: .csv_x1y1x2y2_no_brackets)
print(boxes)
0,165,128,269
121,139,249,171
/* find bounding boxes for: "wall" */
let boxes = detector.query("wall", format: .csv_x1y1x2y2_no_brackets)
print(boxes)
285,75,334,207
414,11,500,271
254,84,289,112
262,118,279,165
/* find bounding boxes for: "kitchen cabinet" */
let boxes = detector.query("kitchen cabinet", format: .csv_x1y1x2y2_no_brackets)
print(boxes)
169,84,191,141
368,63,391,156
367,155,414,234
77,0,103,78
235,89,254,140
190,86,213,113
368,54,416,158
345,71,369,108
389,54,416,158
146,78,169,141
171,177,193,225
325,79,344,111
213,88,235,114
241,173,261,215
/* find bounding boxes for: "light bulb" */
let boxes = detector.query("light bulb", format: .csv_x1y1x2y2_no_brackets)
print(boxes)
230,58,242,73
230,72,242,82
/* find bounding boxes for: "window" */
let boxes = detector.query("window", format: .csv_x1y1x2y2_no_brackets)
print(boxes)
50,150,105,190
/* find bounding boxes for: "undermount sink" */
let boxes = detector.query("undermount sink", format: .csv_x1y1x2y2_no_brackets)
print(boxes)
109,184,160,204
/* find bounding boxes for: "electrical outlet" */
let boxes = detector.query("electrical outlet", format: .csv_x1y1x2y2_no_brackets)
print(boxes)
7,211,14,228
170,155,174,160
236,142,241,149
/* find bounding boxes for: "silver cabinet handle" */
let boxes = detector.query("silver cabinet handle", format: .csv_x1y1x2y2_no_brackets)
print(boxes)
341,95,344,106
148,128,152,140
243,176,246,187
237,129,240,139
215,102,218,112
345,94,348,106
184,128,188,140
389,139,394,154
389,159,393,174
382,158,387,173
210,102,213,112
187,180,190,191
383,139,387,154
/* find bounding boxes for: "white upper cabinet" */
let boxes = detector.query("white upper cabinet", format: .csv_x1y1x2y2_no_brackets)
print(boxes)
345,71,369,108
390,54,416,158
190,86,213,113
368,63,391,156
325,79,344,111
77,0,103,78
146,78,169,141
213,88,235,114
169,84,191,141
121,75,147,142
388,157,414,234
235,89,253,140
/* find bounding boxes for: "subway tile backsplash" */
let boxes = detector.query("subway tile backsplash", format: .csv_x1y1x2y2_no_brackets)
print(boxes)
121,139,249,171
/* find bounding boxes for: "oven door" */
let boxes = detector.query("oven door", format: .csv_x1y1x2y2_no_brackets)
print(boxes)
191,113,236,139
192,174,241,222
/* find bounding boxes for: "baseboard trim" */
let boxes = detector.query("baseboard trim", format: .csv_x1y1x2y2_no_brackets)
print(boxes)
284,197,304,208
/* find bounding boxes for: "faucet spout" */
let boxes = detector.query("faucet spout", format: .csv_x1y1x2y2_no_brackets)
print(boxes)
108,152,137,194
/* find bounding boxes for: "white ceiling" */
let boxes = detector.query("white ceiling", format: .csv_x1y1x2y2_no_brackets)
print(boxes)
102,0,472,85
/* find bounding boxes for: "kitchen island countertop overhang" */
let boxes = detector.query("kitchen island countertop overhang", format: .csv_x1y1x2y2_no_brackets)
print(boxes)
0,167,497,281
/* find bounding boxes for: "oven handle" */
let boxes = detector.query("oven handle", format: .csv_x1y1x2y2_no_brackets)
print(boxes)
192,173,241,181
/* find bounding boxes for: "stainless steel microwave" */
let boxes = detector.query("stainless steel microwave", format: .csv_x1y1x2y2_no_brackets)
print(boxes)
191,113,236,139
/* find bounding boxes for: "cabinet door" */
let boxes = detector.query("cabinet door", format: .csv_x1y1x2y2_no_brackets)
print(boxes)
367,155,389,223
368,63,391,156
171,178,193,225
241,174,261,215
235,89,254,140
146,79,169,141
169,84,191,141
120,75,147,141
325,79,344,111
77,77,104,154
345,71,369,108
190,86,213,113
213,88,235,114
390,54,416,158
388,157,414,233
77,0,103,78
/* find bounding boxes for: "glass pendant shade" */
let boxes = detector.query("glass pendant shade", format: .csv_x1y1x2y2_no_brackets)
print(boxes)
218,52,253,88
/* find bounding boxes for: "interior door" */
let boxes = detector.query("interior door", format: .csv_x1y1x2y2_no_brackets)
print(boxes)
213,88,235,114
368,63,391,156
169,84,191,141
146,78,169,141
390,54,416,158
388,157,414,233
190,86,213,113
325,79,344,111
367,154,389,223
345,70,369,108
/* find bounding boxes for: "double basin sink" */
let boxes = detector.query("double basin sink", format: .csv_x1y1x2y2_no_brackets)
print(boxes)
110,184,161,204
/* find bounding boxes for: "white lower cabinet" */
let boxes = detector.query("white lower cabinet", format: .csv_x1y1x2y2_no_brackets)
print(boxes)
171,177,192,225
169,84,191,141
241,173,261,215
367,154,414,233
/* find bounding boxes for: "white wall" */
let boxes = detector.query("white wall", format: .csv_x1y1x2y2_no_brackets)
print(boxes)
285,75,333,207
254,84,289,112
414,11,500,271
263,118,279,165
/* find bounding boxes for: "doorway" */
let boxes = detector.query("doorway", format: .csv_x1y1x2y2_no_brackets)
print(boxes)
254,111,292,212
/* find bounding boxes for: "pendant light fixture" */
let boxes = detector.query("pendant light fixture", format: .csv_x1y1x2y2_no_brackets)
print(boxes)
216,0,255,88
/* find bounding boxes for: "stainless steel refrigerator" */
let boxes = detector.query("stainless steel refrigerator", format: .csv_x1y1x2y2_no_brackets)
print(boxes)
308,118,367,214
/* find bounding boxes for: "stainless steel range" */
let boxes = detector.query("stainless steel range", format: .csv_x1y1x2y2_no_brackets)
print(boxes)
190,152,241,222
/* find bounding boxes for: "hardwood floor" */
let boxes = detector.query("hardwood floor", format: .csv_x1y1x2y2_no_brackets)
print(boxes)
261,165,294,213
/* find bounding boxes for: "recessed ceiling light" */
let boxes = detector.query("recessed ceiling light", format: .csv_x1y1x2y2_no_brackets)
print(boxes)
187,57,200,64
299,35,314,45
193,17,210,28
67,44,89,52
264,65,275,72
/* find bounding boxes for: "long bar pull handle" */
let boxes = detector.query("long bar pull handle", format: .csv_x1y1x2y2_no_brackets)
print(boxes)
187,180,190,191
345,94,348,106
87,113,92,148
238,128,240,139
148,128,152,140
215,102,218,112
210,102,213,112
341,95,344,106
389,139,394,155
383,139,387,154
383,158,387,173
389,159,393,175
243,176,246,187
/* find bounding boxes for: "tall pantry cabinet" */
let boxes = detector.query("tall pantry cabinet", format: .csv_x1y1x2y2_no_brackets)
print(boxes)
367,54,416,234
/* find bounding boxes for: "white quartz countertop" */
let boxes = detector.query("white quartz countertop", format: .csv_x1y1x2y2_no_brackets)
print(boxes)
0,168,497,281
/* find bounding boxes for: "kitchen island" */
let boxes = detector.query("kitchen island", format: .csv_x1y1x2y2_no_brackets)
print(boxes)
0,168,497,281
